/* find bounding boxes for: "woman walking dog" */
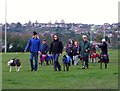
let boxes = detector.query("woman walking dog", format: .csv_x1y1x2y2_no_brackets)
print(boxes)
49,34,63,71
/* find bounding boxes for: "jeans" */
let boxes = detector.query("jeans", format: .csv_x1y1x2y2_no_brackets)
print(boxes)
52,53,61,71
81,56,89,69
73,55,78,65
30,52,38,71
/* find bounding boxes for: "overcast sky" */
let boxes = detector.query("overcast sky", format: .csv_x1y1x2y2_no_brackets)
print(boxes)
0,0,119,24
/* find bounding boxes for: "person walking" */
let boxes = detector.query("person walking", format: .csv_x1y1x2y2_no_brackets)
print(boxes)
98,38,109,63
24,31,42,71
66,39,74,65
72,41,79,65
79,35,90,69
49,34,63,71
40,39,49,65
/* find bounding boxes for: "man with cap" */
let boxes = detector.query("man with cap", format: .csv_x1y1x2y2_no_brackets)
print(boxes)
99,39,108,54
98,38,109,63
79,35,90,69
24,31,42,71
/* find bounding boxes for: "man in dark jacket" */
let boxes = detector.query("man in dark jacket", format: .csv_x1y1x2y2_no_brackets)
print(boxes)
24,31,42,71
98,39,108,54
49,34,63,71
98,38,109,63
79,35,90,69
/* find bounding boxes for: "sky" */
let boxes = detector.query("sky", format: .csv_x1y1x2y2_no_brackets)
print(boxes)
0,0,119,24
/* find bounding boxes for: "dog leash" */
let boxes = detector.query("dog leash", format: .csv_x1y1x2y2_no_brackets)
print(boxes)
12,52,24,60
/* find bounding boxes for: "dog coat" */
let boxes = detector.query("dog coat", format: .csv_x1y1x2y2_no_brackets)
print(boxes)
46,55,53,61
65,55,71,64
40,54,47,62
91,53,99,58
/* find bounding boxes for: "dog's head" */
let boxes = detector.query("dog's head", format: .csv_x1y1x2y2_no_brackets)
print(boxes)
7,59,14,66
62,55,67,62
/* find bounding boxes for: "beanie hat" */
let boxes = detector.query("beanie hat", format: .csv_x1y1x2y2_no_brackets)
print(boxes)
33,31,37,35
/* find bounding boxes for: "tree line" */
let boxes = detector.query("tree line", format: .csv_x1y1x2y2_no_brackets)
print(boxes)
2,29,118,52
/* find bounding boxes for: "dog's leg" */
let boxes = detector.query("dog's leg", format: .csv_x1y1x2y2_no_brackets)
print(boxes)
94,58,96,63
63,64,65,71
65,65,67,71
66,64,69,71
9,66,12,72
51,59,53,65
17,66,21,72
100,61,102,69
16,66,18,72
93,58,95,63
49,60,51,64
105,62,107,69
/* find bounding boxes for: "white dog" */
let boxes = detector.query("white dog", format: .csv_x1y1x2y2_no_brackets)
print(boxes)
7,59,21,72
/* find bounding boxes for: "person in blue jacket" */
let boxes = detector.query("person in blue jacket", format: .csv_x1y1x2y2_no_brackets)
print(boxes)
24,31,42,71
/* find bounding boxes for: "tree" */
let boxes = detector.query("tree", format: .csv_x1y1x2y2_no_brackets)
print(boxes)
96,34,103,43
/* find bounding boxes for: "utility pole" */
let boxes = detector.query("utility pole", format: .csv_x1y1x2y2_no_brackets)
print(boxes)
90,25,94,42
103,24,106,38
5,0,7,53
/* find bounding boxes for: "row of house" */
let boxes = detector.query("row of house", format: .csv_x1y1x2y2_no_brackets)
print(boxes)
1,22,119,36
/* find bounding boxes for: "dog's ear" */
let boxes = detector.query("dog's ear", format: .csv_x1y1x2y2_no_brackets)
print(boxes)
12,58,16,60
63,55,66,57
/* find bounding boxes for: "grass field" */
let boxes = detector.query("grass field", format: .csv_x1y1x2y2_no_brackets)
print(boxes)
2,49,118,89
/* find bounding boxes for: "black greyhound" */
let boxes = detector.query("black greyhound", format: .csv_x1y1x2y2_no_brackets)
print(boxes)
98,54,109,69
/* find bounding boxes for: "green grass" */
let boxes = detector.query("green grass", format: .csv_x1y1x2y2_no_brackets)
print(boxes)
2,49,118,89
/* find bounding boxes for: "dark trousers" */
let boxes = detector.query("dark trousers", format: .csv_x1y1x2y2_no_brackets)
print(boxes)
52,53,61,71
30,52,38,71
82,56,89,68
68,53,74,65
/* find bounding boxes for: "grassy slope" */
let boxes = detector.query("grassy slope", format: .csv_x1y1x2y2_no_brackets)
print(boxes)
2,49,118,89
